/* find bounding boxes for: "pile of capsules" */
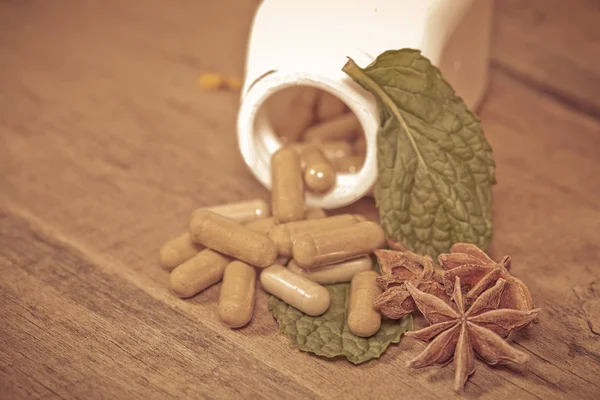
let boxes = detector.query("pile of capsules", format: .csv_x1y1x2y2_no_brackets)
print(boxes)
159,91,385,337
161,197,386,338
268,89,367,193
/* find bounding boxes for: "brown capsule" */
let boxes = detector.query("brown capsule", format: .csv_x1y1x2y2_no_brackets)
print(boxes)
301,146,337,193
292,221,386,269
160,201,270,270
159,232,203,271
260,264,330,316
305,207,327,219
333,155,365,173
218,260,256,328
303,113,360,142
291,140,353,162
255,208,323,261
168,217,275,298
269,214,366,257
287,256,372,284
169,249,231,298
274,256,291,266
189,210,277,268
353,135,367,155
348,270,382,337
244,217,277,235
316,91,347,121
200,198,270,224
267,87,318,143
160,216,275,271
271,146,306,223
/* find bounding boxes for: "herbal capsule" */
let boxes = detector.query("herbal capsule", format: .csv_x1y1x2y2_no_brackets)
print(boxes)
353,135,366,155
333,155,365,173
159,232,203,271
303,113,360,142
301,146,337,193
218,260,256,328
269,214,366,257
169,249,231,298
247,218,288,264
200,198,270,224
260,264,330,316
268,87,318,143
168,218,274,297
305,207,327,219
316,91,346,121
287,256,372,284
347,270,382,337
292,221,385,269
160,217,274,271
189,210,277,268
271,147,306,223
244,217,277,235
161,202,270,270
292,141,352,162
274,256,290,265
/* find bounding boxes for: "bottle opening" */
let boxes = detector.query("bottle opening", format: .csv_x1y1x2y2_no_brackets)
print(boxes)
261,85,367,177
238,71,379,208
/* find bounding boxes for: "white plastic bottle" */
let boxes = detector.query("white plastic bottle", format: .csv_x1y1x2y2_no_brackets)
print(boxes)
237,0,494,209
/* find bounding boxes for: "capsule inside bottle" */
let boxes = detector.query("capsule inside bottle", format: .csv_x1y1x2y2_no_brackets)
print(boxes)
316,90,347,121
332,155,365,173
301,145,336,193
302,113,360,142
291,141,352,162
270,147,306,223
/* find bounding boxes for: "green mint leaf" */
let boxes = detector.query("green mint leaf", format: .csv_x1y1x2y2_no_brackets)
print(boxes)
268,283,412,364
342,49,496,259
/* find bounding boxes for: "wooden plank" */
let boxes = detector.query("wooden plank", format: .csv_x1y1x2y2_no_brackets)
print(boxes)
0,203,562,400
0,0,599,398
492,0,600,117
0,208,321,400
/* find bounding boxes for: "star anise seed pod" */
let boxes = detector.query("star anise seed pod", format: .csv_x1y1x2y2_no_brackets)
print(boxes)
373,285,414,319
405,276,540,392
376,249,434,279
373,250,450,319
439,243,533,310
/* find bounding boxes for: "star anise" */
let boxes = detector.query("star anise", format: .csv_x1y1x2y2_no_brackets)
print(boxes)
439,243,533,311
373,249,450,319
405,276,540,391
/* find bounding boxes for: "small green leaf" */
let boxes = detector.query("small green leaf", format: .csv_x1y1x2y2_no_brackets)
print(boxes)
342,49,496,259
268,283,412,364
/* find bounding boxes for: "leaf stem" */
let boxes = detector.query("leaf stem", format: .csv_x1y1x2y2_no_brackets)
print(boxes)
342,58,428,171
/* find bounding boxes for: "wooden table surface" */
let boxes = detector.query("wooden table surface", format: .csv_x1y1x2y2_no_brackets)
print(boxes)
1,1,599,399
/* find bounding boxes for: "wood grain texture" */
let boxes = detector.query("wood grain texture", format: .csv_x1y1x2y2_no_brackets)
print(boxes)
492,0,600,117
1,0,599,398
